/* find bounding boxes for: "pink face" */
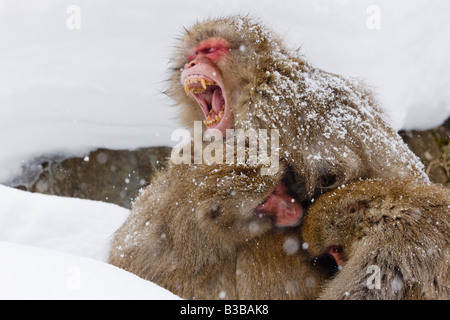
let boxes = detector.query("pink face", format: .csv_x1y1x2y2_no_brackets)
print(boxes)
255,180,303,228
181,38,233,135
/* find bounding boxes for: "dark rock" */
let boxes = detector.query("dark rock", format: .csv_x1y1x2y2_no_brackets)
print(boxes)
12,118,448,208
15,147,171,209
400,118,450,186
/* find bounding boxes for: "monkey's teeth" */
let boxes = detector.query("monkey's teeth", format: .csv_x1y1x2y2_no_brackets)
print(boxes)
192,88,207,94
184,76,223,126
184,75,218,94
203,105,225,127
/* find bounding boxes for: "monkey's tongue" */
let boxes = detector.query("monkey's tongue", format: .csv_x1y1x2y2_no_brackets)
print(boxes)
211,88,224,114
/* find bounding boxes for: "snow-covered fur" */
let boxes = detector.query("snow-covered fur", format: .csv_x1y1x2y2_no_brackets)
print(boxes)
109,161,329,299
169,15,428,200
303,178,450,300
110,15,433,300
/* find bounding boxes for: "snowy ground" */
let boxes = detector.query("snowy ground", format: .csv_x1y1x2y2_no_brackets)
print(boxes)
0,0,449,299
0,0,449,183
0,185,179,299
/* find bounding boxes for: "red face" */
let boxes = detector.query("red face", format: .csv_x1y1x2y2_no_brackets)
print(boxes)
255,180,303,228
181,38,233,135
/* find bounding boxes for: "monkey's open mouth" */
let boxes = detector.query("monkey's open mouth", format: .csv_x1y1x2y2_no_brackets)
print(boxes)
183,75,228,130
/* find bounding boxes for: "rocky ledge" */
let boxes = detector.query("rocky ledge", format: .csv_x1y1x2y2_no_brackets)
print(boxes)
12,119,450,209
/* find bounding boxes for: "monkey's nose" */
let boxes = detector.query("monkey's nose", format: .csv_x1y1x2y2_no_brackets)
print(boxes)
186,60,198,69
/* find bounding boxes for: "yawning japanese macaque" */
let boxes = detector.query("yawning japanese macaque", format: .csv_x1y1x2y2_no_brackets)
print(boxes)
109,15,431,299
168,15,428,218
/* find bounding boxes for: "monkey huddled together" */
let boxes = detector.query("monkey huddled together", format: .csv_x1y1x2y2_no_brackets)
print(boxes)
303,179,449,299
108,16,450,300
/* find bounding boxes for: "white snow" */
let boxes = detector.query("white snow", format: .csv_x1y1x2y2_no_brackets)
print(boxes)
0,241,179,300
0,185,180,300
0,0,449,182
0,185,126,259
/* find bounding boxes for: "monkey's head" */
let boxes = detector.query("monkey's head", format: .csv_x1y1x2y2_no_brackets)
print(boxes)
169,15,285,135
301,180,383,267
169,15,428,236
187,162,304,244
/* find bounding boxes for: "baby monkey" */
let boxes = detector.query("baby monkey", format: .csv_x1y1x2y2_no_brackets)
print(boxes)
302,179,450,300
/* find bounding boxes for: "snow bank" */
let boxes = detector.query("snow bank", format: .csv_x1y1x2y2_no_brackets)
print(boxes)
0,185,180,299
0,184,127,260
0,241,179,300
0,0,449,181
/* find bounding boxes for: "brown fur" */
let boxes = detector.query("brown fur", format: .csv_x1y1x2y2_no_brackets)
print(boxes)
109,16,432,299
302,179,450,300
169,15,428,200
109,161,328,299
236,229,329,299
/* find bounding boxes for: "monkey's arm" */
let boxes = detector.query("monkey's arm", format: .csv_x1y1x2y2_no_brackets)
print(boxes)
302,179,450,300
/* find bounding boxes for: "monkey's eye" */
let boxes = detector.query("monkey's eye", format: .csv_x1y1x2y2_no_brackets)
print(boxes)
201,47,217,54
187,47,217,62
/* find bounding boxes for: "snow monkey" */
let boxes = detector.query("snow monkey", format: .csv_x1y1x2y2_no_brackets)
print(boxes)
302,179,450,300
109,16,429,299
109,160,331,299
